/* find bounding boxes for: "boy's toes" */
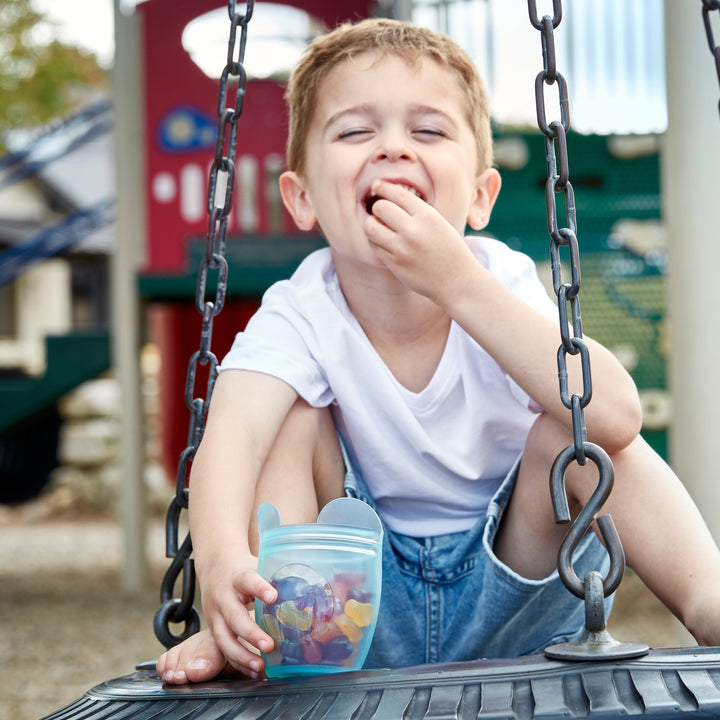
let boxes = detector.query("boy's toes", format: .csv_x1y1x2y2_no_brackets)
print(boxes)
184,650,227,683
157,630,229,685
157,647,187,684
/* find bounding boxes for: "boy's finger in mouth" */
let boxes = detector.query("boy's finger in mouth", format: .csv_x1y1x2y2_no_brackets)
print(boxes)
364,191,383,215
364,182,426,215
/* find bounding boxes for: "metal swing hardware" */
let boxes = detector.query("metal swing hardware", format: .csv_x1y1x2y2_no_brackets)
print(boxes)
154,0,254,649
545,445,645,660
527,0,649,661
702,0,720,116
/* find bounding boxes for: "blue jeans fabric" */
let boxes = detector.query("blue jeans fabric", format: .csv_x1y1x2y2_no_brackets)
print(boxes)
342,450,613,669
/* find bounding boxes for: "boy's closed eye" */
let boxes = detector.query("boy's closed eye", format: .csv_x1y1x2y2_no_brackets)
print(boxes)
412,127,447,139
337,128,374,141
336,127,447,142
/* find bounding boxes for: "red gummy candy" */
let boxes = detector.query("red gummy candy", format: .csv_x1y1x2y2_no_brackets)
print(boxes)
301,636,323,664
311,619,343,644
331,572,366,605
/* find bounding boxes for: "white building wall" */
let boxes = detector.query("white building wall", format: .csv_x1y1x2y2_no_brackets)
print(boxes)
412,0,667,135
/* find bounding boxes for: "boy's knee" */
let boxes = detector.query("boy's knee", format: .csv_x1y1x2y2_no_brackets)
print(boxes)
282,400,342,466
308,404,346,507
523,413,570,464
257,399,345,516
524,410,638,466
523,412,636,515
522,414,596,507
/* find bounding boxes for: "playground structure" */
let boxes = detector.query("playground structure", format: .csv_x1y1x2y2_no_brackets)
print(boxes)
1,3,671,508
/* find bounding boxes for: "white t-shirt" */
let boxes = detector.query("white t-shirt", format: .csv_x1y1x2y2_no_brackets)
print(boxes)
220,235,558,537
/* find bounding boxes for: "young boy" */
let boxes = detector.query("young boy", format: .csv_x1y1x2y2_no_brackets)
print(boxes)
157,18,720,684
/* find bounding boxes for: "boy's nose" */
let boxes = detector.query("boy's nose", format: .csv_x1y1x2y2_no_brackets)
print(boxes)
373,132,416,163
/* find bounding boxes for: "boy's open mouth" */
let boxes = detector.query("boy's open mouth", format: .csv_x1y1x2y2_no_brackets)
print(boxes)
364,183,426,215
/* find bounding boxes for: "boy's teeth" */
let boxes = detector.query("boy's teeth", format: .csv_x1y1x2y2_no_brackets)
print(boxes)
398,184,421,197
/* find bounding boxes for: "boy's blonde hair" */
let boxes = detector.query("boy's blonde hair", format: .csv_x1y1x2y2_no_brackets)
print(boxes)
285,18,493,175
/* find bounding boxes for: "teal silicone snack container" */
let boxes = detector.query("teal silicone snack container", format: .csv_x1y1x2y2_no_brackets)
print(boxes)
254,498,383,677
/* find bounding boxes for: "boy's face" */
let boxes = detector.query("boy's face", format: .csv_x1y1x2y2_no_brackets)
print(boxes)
280,52,496,272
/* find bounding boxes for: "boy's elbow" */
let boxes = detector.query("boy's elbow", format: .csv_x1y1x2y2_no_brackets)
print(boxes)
594,392,643,454
620,387,644,446
605,417,642,455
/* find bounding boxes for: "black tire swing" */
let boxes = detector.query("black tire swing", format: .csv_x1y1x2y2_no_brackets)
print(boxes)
44,2,720,719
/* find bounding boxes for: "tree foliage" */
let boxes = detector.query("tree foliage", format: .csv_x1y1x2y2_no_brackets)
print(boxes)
0,0,107,145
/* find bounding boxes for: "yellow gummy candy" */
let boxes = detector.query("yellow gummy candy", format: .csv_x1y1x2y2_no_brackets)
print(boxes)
263,614,284,645
344,599,375,627
276,600,313,631
333,613,362,643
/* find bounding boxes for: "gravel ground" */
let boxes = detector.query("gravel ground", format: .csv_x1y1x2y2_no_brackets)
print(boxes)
0,498,696,720
0,500,172,720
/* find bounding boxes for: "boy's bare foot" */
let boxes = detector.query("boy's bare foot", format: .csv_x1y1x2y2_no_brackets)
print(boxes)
156,628,236,685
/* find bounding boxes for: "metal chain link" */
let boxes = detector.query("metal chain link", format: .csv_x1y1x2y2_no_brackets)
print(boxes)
154,0,254,650
701,0,720,116
527,0,625,607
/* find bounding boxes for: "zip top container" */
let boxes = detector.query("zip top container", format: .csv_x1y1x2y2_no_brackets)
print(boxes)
254,497,383,677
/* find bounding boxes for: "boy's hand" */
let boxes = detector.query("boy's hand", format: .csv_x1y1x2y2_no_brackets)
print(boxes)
198,550,278,679
364,179,478,305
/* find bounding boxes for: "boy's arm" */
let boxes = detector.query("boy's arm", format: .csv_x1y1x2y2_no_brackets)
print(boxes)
444,268,642,452
366,182,641,451
188,369,298,675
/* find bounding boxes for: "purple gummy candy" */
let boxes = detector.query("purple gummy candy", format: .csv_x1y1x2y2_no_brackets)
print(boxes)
278,623,306,644
272,575,310,604
346,586,373,604
280,640,304,665
298,583,335,624
321,636,354,661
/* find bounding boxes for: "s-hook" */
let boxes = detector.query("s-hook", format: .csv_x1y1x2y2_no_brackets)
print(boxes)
527,0,648,661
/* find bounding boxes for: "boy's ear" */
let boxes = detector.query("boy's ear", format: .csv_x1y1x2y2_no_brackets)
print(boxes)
467,168,502,231
279,171,317,231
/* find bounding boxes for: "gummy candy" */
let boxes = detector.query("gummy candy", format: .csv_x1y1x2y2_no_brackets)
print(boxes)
298,583,335,624
347,586,373,603
311,619,343,644
344,599,374,627
333,613,362,643
278,623,305,644
272,575,310,604
276,600,313,631
321,636,354,661
301,636,323,664
331,572,366,605
263,614,284,645
264,647,284,667
261,563,377,671
280,640,304,664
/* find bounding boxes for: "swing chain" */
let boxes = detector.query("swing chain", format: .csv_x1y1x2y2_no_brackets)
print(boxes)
701,0,720,116
154,0,254,650
527,0,630,653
